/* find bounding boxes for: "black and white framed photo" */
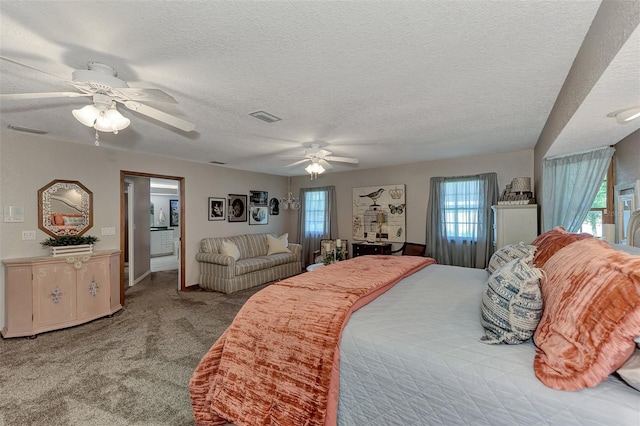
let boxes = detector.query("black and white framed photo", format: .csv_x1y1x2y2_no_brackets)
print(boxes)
269,197,280,215
250,190,268,206
249,205,269,225
169,199,179,227
208,197,226,221
228,194,247,222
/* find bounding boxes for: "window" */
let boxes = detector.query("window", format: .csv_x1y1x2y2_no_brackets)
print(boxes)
443,178,481,242
579,159,613,238
304,189,327,236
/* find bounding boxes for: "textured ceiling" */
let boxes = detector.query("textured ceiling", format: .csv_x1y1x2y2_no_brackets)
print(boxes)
1,1,638,176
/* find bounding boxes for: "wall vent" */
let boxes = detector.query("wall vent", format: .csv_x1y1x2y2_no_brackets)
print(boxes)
249,110,281,123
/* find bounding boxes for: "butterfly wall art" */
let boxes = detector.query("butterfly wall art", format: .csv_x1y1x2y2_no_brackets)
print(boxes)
352,184,406,243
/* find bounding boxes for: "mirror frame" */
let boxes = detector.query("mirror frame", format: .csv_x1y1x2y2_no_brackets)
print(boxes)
38,179,93,237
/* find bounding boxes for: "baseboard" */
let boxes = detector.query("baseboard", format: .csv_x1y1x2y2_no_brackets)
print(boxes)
133,270,151,286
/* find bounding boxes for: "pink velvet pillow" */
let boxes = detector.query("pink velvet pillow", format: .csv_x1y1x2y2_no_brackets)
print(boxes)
531,226,593,267
533,238,640,390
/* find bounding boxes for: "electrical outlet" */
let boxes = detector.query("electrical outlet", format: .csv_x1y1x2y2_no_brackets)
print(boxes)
101,227,116,236
22,231,36,240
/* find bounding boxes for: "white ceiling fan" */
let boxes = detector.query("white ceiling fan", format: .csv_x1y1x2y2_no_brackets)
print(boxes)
0,56,195,135
286,143,359,179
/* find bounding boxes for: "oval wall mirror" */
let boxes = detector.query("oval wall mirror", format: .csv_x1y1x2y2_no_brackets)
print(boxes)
38,179,93,237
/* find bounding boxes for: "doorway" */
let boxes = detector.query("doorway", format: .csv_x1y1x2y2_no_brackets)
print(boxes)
120,171,186,306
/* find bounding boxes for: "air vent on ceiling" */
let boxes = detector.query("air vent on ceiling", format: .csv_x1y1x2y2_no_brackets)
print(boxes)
249,110,281,123
210,160,226,165
7,124,47,134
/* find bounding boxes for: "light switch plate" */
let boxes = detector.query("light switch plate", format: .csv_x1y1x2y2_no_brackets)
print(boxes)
101,227,116,235
4,205,24,222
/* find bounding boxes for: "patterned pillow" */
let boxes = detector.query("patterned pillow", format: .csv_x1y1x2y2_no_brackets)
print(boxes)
534,238,640,390
531,226,592,267
480,257,544,345
487,242,536,274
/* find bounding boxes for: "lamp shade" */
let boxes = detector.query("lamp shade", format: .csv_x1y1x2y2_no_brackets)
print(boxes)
72,105,99,127
511,177,531,193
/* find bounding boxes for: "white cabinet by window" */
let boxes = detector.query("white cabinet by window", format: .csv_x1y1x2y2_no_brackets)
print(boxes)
151,230,174,257
492,205,538,249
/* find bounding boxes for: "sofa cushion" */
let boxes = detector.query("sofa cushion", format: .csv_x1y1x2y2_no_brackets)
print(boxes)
259,252,297,267
533,238,640,390
221,240,240,260
480,257,543,345
246,233,269,258
267,233,290,255
531,226,592,267
487,242,536,274
235,257,273,276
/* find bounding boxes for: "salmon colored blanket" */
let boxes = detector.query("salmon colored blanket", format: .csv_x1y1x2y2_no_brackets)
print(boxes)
190,255,435,426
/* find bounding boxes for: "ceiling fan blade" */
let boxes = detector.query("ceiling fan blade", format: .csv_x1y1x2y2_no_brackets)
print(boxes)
0,55,67,81
0,92,90,100
113,88,178,104
123,101,195,132
319,159,333,169
325,155,359,164
285,159,310,168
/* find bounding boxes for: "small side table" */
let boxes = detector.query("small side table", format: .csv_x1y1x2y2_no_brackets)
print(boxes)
306,263,325,272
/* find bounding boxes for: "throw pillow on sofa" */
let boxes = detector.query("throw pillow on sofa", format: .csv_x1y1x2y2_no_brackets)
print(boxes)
531,226,592,267
480,257,544,345
221,240,241,260
267,233,290,255
534,238,640,391
487,242,536,274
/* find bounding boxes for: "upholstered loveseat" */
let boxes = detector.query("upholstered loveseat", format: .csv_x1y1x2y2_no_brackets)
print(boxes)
197,233,302,293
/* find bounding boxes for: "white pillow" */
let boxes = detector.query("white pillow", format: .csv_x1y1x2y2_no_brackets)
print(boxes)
220,240,240,260
618,348,640,391
267,233,290,255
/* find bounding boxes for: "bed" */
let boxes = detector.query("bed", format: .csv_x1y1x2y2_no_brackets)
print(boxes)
190,230,640,426
337,264,639,425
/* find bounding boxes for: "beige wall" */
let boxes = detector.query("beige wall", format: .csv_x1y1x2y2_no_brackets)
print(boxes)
0,132,289,330
615,129,640,185
286,149,534,255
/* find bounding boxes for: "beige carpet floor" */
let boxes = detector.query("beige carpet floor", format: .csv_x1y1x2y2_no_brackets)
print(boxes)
0,270,264,426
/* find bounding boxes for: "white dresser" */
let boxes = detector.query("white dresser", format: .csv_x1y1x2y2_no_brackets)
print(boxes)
492,205,538,249
2,250,121,338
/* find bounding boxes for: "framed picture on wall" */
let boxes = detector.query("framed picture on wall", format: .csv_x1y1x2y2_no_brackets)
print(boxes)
169,199,179,227
228,194,247,222
208,197,226,221
250,190,268,206
249,205,269,225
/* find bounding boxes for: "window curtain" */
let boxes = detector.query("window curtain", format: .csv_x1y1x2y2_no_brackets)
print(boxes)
426,172,498,269
297,186,337,266
542,147,614,232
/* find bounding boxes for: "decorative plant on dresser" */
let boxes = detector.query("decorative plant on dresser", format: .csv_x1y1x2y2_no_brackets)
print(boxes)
2,248,121,338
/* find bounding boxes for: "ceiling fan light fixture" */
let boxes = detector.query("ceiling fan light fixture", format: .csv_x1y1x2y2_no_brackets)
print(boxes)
305,162,325,180
72,104,99,127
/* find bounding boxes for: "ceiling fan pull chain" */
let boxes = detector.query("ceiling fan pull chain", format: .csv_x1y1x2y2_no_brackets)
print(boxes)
94,130,100,146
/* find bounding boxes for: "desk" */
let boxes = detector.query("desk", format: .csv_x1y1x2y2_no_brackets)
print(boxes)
352,242,392,257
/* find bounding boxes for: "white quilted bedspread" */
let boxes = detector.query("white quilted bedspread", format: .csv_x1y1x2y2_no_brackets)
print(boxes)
337,264,640,426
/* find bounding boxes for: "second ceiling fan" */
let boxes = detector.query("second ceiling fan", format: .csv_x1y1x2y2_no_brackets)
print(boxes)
287,143,359,179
